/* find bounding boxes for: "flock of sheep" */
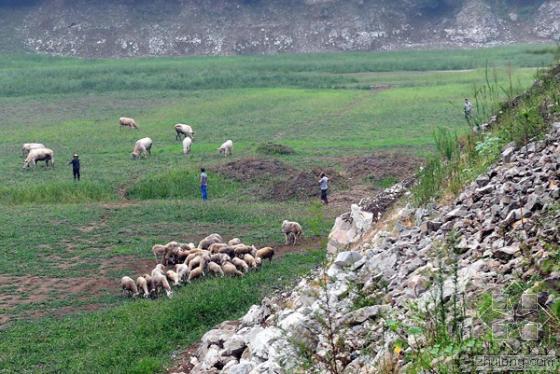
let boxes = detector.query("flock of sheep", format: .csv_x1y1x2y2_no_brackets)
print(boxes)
120,220,303,299
21,117,234,168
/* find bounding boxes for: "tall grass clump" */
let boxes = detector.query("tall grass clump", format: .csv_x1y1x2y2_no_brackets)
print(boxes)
413,60,560,206
0,181,114,204
126,168,238,200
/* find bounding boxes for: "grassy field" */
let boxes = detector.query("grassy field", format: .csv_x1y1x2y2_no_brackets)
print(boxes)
0,44,555,372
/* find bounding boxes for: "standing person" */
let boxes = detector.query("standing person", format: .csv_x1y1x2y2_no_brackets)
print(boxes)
464,98,473,122
69,154,80,181
200,168,208,201
319,172,329,205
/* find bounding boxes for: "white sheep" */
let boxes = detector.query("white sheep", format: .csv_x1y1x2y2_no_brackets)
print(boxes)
22,143,45,157
228,238,242,246
166,270,180,286
136,276,150,298
198,233,224,250
256,247,275,263
281,220,303,246
231,257,249,273
152,244,166,264
188,266,205,282
152,272,173,298
175,124,194,140
222,262,243,277
243,254,257,269
121,276,139,297
218,140,233,157
119,117,138,129
182,137,192,157
131,137,152,159
175,264,190,282
208,261,225,277
23,148,54,168
151,264,166,278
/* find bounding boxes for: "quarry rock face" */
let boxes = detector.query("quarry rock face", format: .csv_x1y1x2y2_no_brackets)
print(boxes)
1,0,558,57
186,123,560,373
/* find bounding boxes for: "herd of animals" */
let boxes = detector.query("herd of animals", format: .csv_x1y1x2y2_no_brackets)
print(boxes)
21,116,234,167
20,116,305,299
121,220,304,299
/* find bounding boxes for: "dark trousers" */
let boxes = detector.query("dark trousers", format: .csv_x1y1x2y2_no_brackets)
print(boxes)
321,189,328,204
201,185,208,201
73,169,80,181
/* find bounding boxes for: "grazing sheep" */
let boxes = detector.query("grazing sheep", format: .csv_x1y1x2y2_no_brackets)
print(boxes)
233,244,253,256
198,233,224,250
152,272,173,298
255,256,262,268
243,254,257,269
166,270,180,286
151,264,166,278
208,261,225,277
119,117,138,129
136,276,150,298
131,137,152,159
23,148,54,168
152,244,166,264
223,262,244,277
121,276,139,297
281,220,303,246
208,242,228,254
188,254,209,272
175,264,190,282
175,124,194,140
231,257,249,273
218,246,235,257
210,253,230,265
182,137,192,157
22,143,45,157
142,274,155,294
188,266,205,282
228,238,242,246
218,140,233,157
163,241,182,265
256,247,275,263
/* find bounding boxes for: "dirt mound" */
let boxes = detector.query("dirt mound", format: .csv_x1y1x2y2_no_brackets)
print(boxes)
271,167,346,201
215,158,295,181
256,143,295,155
344,152,422,181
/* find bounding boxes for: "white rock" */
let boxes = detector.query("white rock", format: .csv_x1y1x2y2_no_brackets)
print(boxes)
334,251,363,267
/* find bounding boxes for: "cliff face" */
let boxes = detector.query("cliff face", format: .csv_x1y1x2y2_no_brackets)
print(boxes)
1,0,558,57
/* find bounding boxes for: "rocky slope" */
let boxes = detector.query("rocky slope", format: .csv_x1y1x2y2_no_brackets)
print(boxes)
1,0,559,57
179,109,560,371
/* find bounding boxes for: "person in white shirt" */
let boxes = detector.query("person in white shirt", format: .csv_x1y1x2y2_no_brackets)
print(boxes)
319,172,329,205
464,98,473,121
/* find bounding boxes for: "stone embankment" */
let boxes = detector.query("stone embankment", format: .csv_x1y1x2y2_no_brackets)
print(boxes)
184,124,560,373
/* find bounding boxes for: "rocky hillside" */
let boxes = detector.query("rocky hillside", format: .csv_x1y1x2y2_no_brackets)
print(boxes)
1,0,559,57
175,69,560,372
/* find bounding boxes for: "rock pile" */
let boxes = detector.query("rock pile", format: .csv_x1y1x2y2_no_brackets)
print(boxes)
183,124,559,373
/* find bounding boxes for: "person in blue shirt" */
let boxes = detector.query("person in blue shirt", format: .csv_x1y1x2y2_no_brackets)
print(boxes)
69,154,80,181
200,168,208,201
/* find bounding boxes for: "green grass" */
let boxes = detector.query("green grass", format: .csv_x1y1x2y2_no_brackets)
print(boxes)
0,249,324,374
0,44,555,372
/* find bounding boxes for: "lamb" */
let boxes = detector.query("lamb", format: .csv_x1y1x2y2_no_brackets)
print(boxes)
198,233,224,250
231,257,250,273
187,266,205,282
208,242,228,254
175,264,190,282
142,274,155,295
119,117,138,129
218,140,233,157
175,124,194,140
210,253,230,265
166,270,181,286
151,264,166,278
121,276,139,297
281,220,303,246
152,244,166,263
222,262,244,277
136,276,150,298
152,272,173,298
233,244,253,256
182,137,192,157
243,254,257,269
188,254,209,272
22,143,45,157
208,261,225,277
131,137,152,159
23,148,54,168
256,247,275,263
255,256,262,268
228,238,242,246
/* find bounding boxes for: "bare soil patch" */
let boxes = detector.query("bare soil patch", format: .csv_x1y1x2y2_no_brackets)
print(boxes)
215,158,295,181
343,151,422,181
